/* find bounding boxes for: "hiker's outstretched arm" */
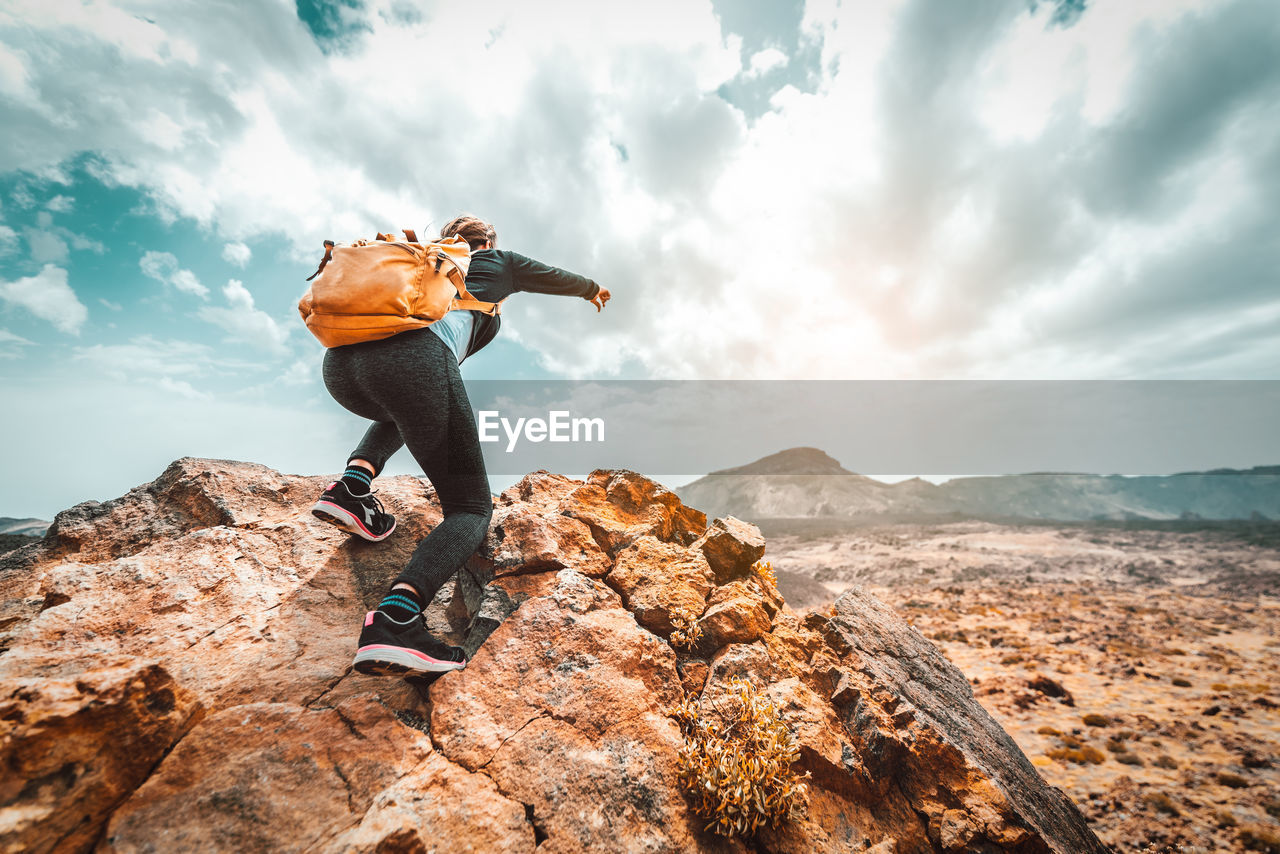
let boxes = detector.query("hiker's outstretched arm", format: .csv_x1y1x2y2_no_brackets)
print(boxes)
508,251,601,300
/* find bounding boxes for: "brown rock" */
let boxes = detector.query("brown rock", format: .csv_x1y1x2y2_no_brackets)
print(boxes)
100,696,499,852
557,469,706,553
1026,674,1075,706
690,516,765,584
481,504,609,578
316,752,534,853
496,469,583,512
762,677,876,801
704,641,784,688
475,712,716,854
699,589,772,648
707,574,780,617
430,570,681,772
820,587,1109,853
0,662,200,854
677,658,709,694
831,671,861,707
606,535,714,636
759,610,825,682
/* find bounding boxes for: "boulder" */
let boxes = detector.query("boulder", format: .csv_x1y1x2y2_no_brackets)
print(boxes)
690,516,766,584
557,470,706,553
0,662,200,854
605,535,714,636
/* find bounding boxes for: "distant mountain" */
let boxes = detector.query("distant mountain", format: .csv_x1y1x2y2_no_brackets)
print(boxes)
0,517,49,537
675,449,1280,522
709,447,855,476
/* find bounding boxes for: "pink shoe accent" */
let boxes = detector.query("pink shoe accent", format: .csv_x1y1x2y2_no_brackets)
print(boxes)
364,611,376,627
358,643,452,666
314,500,382,539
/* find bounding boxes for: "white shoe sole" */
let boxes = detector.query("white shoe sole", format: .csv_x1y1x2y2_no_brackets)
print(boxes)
312,500,395,542
354,645,466,675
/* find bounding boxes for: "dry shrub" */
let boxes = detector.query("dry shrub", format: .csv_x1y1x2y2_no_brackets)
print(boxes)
1082,713,1110,727
752,559,779,596
667,677,811,838
1240,826,1280,854
668,604,703,650
1143,792,1180,816
1217,771,1250,789
1046,746,1106,765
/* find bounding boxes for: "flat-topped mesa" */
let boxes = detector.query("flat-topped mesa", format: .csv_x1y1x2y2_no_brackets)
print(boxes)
0,458,1106,853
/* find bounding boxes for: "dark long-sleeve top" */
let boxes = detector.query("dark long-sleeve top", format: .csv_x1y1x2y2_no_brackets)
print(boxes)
457,249,601,365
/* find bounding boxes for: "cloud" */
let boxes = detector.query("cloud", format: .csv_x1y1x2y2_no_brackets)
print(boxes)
221,240,251,267
139,250,210,298
98,297,122,311
0,327,34,358
25,227,68,264
279,358,314,386
4,0,1279,381
156,376,211,401
196,278,290,353
44,194,73,212
745,47,787,76
0,264,88,334
73,335,214,379
0,224,16,255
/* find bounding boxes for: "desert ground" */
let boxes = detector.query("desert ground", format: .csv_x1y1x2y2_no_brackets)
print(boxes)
766,519,1280,854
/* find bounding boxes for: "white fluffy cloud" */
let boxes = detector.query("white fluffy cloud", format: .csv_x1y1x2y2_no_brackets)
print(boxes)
221,240,251,267
139,250,210,298
197,278,289,354
0,263,88,334
4,0,1278,379
746,47,788,76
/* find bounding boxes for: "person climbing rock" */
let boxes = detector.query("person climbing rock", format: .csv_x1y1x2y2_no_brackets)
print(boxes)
310,214,611,677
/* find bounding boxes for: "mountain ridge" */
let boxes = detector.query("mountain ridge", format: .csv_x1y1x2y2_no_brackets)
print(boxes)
678,449,1280,522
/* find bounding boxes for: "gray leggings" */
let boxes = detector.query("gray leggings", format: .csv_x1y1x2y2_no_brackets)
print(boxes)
322,327,493,602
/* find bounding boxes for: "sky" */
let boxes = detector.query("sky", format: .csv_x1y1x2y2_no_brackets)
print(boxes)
1,0,1278,519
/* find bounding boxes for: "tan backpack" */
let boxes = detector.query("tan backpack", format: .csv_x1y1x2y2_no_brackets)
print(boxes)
298,229,504,348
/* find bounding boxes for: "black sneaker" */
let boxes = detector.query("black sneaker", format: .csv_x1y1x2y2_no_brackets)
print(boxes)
312,480,396,542
353,610,467,676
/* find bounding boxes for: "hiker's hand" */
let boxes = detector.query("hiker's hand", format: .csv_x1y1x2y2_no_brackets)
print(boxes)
588,287,611,312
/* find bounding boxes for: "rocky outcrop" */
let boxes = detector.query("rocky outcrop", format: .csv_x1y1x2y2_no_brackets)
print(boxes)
0,458,1107,853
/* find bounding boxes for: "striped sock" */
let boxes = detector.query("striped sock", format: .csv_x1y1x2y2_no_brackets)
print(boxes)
341,465,374,495
377,588,423,622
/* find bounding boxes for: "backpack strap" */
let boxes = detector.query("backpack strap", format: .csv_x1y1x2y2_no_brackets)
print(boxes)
451,296,504,316
452,281,504,315
305,240,336,281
